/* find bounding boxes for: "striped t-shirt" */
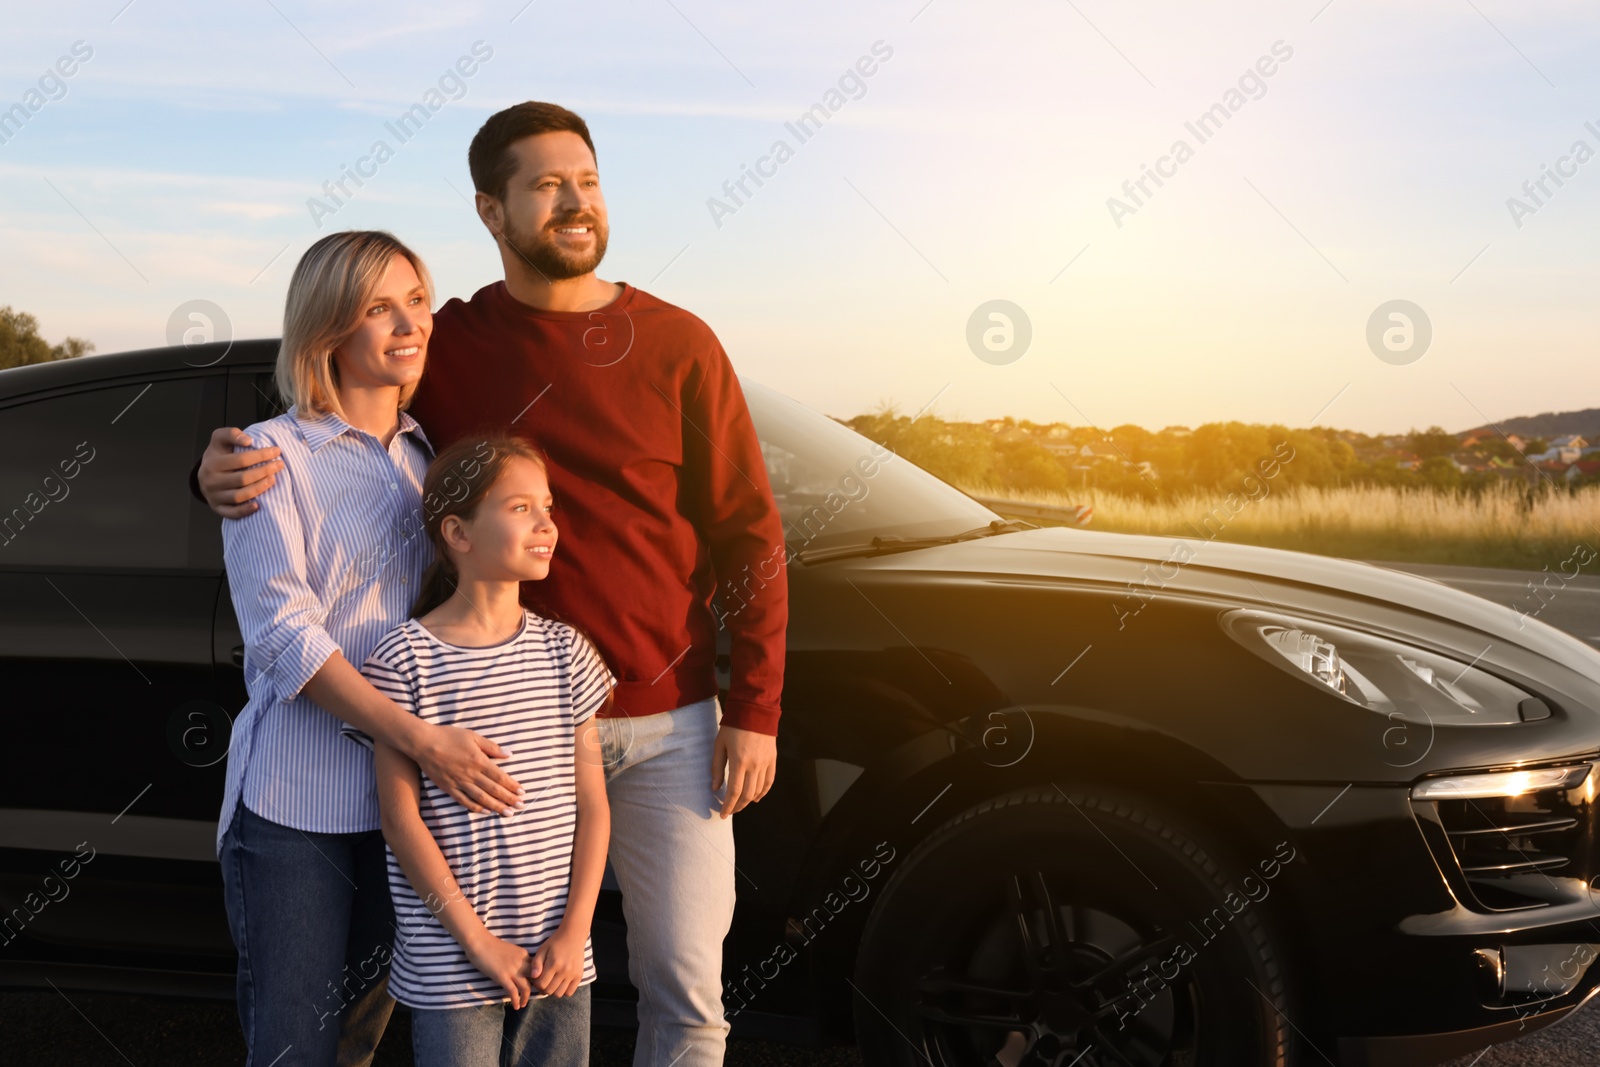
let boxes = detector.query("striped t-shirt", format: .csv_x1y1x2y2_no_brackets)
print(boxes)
343,609,615,1009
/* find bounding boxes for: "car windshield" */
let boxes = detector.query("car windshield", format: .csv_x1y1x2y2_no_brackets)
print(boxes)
743,381,1000,554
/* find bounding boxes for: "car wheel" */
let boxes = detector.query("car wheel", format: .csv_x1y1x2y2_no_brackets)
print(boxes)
852,786,1294,1067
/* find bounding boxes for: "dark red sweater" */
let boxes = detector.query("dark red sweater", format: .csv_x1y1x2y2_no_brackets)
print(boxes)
408,281,787,735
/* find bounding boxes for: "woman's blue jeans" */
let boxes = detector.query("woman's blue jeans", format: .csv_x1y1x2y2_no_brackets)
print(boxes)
219,799,396,1066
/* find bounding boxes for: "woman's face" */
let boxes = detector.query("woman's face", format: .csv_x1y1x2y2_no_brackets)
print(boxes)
445,455,558,583
331,252,431,392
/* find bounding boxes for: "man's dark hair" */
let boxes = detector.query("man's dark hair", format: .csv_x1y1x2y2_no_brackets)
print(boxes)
468,102,597,204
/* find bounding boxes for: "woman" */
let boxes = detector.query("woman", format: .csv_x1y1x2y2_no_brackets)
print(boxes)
218,230,525,1065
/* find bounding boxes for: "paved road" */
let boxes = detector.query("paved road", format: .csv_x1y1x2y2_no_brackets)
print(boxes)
4,561,1598,1065
1381,561,1600,650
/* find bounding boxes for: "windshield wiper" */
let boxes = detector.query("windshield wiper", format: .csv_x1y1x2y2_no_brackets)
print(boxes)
793,519,1038,565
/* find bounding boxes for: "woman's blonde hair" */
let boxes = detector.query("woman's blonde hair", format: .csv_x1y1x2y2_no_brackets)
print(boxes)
277,230,434,418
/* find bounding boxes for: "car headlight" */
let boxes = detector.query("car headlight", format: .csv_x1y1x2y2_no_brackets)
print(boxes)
1412,764,1592,800
1222,609,1538,726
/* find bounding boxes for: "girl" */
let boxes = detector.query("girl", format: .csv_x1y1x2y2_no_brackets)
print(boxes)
218,230,523,1065
344,433,613,1067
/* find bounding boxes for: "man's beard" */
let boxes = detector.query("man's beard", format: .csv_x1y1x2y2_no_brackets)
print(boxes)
502,213,609,281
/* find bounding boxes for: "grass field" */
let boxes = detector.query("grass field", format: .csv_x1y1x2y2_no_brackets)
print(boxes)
962,481,1600,572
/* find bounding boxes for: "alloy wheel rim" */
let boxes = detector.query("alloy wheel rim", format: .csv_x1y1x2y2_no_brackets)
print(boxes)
905,869,1203,1067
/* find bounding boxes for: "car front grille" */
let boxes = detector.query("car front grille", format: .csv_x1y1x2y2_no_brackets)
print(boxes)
1413,764,1599,913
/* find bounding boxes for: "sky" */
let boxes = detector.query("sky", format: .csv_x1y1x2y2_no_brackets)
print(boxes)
2,0,1599,434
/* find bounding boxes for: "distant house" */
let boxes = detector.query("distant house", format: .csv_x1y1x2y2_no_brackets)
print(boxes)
1079,443,1119,463
1567,460,1600,483
993,425,1034,445
1529,446,1583,465
1551,434,1589,450
1393,451,1421,471
1459,428,1524,450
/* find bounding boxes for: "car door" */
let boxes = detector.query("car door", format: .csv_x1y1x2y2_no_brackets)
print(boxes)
0,370,235,968
210,368,288,724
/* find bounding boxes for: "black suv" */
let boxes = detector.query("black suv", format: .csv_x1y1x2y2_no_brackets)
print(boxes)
5,340,1600,1067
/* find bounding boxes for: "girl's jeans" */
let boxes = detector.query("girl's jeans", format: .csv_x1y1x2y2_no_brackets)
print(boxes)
411,984,591,1067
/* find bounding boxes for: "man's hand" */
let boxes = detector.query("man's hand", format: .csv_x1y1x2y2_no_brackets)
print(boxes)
712,723,776,819
199,426,284,518
414,723,525,816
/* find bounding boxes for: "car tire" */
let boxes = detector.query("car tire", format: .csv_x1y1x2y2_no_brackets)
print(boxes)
852,785,1296,1067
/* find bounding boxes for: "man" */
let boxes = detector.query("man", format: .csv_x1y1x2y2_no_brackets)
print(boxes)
195,102,787,1067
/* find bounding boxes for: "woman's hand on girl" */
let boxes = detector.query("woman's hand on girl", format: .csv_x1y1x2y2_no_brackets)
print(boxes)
527,926,586,997
465,932,534,1009
414,724,524,815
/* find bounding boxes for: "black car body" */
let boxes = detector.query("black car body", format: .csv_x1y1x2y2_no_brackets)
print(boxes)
3,340,1600,1066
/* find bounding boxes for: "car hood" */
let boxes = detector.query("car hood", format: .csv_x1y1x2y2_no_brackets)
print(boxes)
856,526,1600,675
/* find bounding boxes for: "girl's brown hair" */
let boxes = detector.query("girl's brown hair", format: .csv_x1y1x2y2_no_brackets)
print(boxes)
278,230,434,419
411,433,548,618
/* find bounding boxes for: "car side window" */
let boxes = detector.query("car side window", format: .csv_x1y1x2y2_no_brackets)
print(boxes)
0,378,209,568
253,372,289,422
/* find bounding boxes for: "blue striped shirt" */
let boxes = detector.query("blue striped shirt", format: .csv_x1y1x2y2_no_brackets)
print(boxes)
217,403,434,853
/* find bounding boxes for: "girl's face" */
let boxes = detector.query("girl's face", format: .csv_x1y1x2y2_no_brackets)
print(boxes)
444,455,558,582
331,252,431,392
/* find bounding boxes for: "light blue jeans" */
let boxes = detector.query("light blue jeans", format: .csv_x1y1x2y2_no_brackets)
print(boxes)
410,984,590,1067
598,696,737,1067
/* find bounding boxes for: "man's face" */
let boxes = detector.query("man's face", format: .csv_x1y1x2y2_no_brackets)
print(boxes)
488,131,609,281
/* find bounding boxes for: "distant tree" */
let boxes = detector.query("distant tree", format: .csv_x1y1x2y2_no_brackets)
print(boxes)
1186,422,1273,489
0,307,93,370
991,436,1073,495
1476,437,1520,461
847,408,995,488
1417,455,1463,490
1407,426,1458,460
